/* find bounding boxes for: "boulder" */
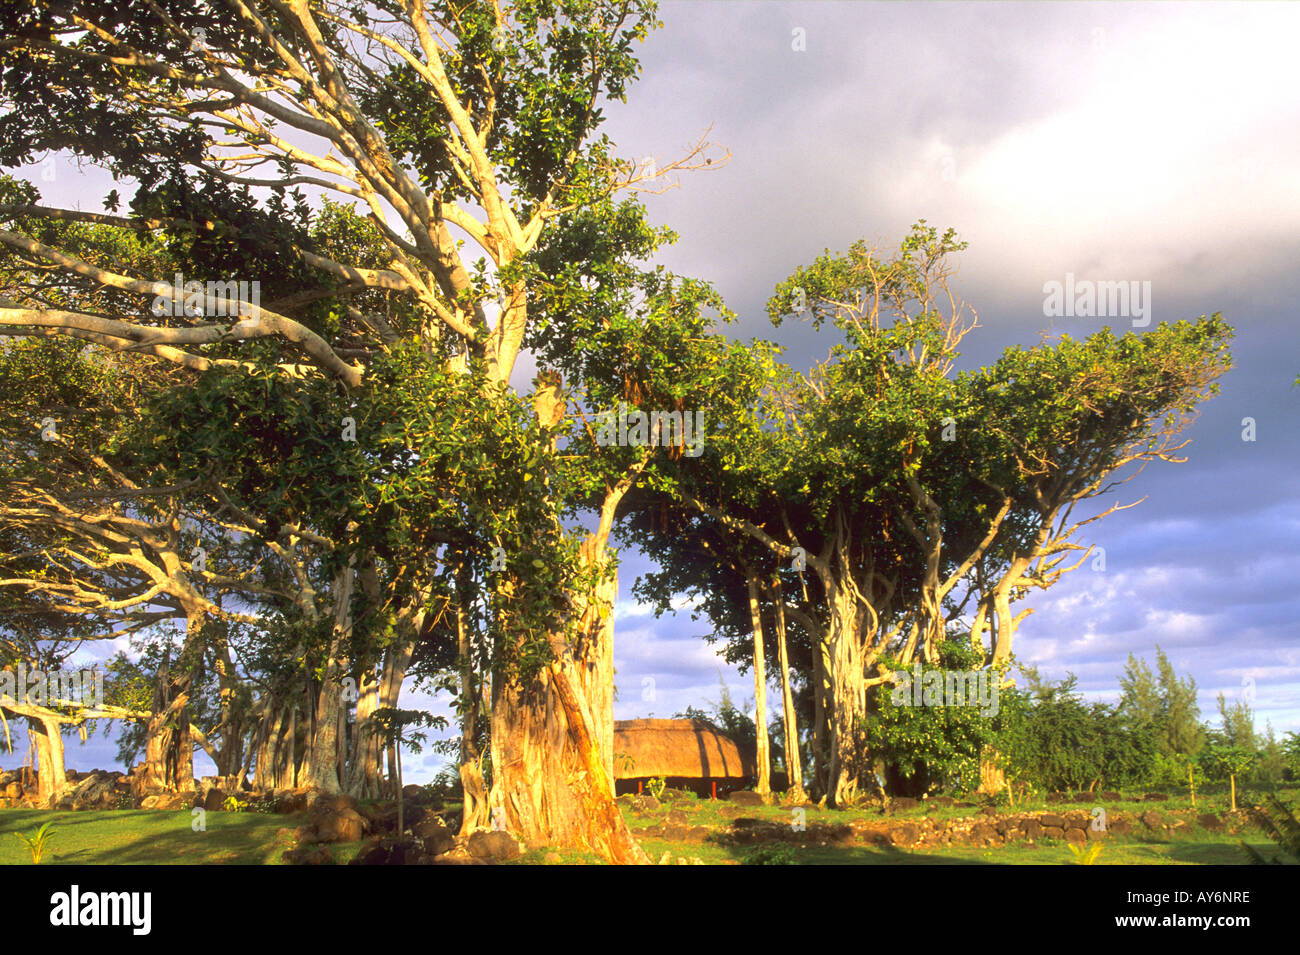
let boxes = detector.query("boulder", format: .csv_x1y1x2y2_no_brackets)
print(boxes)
1021,819,1043,840
430,843,482,865
630,794,660,812
466,829,522,863
1143,792,1170,802
728,790,765,806
202,787,228,813
1099,791,1122,802
284,845,335,865
1198,813,1223,831
352,837,423,866
1043,826,1065,840
70,771,118,810
1140,811,1163,829
140,792,194,811
1065,828,1087,845
1065,811,1092,830
1038,813,1067,829
926,796,955,808
412,816,455,857
890,796,920,812
1108,818,1132,835
270,789,311,814
306,791,360,815
311,807,367,844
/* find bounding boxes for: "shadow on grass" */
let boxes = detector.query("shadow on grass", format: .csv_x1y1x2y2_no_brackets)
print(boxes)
0,809,300,865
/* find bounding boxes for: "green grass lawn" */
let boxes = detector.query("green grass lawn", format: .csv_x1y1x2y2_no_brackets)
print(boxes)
0,785,1287,865
0,809,303,865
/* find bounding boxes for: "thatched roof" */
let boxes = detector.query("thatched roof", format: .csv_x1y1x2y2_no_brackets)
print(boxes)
613,718,754,780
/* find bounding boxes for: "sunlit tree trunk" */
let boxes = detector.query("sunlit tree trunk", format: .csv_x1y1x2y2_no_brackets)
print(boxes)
487,386,647,863
141,611,204,793
490,544,644,862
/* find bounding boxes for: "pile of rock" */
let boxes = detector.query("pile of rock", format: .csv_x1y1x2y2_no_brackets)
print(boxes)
0,768,134,810
706,805,1241,851
286,812,524,866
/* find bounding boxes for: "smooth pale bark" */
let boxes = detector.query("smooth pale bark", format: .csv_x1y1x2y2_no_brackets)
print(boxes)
771,580,807,802
745,573,771,796
25,713,69,806
31,716,67,805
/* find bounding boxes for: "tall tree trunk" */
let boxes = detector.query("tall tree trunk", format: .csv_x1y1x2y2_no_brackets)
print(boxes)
301,563,354,793
141,612,204,793
487,386,646,863
745,572,771,796
346,664,382,798
24,712,68,806
813,638,829,798
457,592,490,835
825,580,868,807
770,579,807,803
210,626,243,778
348,637,414,798
489,541,646,863
252,698,298,790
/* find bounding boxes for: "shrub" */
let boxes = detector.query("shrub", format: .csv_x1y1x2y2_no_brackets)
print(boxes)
743,844,798,865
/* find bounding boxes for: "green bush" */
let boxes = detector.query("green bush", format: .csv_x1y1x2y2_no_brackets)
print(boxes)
863,642,1013,796
743,844,798,865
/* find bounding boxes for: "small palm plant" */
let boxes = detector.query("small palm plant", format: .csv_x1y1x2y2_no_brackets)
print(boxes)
1067,841,1104,865
1241,793,1300,864
15,822,56,864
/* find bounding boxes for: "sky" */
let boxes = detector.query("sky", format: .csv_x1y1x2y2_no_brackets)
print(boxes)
4,2,1298,781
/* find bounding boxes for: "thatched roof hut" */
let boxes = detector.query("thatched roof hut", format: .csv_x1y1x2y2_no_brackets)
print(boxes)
613,718,754,789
